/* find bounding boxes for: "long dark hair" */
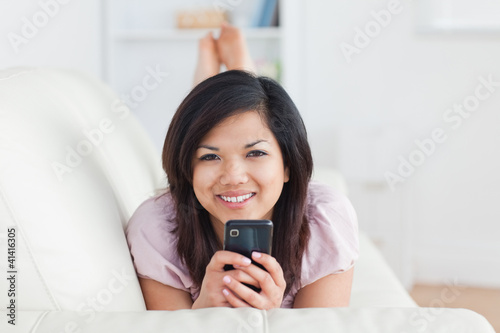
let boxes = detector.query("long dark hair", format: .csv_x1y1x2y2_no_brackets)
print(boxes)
162,70,313,296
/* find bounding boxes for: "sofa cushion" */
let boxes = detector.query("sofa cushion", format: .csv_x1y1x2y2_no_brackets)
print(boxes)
4,308,495,333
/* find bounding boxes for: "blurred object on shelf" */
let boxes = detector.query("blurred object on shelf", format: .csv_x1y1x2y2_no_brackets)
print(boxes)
259,0,279,27
226,1,261,27
176,9,227,29
224,0,279,28
251,0,279,27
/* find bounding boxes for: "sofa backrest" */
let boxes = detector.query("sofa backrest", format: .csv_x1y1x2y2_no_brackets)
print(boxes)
0,68,165,311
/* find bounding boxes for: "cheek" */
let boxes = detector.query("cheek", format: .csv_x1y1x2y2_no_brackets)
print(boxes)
192,165,218,194
191,166,207,198
254,159,286,188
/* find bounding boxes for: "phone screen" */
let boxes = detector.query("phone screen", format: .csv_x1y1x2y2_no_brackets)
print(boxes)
223,219,273,258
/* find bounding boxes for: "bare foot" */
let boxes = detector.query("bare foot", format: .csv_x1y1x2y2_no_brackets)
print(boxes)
193,31,221,86
216,22,255,73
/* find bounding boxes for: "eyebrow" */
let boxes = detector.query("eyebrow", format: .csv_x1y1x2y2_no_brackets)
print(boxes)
244,139,269,149
197,140,269,151
197,144,219,151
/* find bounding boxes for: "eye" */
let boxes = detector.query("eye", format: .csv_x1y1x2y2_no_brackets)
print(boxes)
199,154,220,161
247,150,268,158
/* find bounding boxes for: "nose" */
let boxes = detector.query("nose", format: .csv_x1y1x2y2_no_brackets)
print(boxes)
220,159,248,186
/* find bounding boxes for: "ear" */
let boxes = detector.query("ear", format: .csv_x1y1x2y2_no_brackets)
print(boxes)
284,166,290,183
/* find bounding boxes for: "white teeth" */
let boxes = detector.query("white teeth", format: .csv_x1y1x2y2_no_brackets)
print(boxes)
220,193,254,203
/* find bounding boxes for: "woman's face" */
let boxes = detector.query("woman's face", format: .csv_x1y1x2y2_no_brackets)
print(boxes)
192,111,289,229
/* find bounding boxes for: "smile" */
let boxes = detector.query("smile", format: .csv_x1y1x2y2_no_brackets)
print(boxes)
218,193,255,203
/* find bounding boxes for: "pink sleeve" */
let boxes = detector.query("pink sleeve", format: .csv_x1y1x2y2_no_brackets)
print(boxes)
125,194,195,294
300,182,359,288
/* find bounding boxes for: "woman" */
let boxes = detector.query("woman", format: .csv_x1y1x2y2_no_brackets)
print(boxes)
126,24,358,310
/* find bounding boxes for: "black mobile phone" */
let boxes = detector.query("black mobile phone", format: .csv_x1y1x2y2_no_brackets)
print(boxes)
223,219,273,292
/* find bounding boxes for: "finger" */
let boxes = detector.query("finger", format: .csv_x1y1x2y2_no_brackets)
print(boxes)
222,288,251,308
234,263,278,295
222,275,262,308
250,252,286,289
228,269,260,288
207,251,252,271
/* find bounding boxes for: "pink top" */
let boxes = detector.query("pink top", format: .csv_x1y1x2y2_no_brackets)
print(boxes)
126,181,359,308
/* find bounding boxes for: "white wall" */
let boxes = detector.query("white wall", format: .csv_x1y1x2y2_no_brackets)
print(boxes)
283,0,500,288
1,0,102,77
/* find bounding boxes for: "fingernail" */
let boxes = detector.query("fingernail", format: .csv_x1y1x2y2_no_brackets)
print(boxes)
252,252,262,259
222,289,229,296
242,257,252,265
223,276,231,284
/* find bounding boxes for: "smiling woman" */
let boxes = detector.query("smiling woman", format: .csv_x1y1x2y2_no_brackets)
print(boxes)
125,24,359,310
192,111,289,234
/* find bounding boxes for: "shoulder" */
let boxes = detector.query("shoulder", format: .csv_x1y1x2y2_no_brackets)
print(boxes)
126,191,177,242
126,191,178,251
125,191,195,293
301,181,359,286
125,191,179,265
306,181,358,229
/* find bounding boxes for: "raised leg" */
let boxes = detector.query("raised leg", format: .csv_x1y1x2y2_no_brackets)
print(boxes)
192,23,256,87
193,31,221,86
216,22,255,73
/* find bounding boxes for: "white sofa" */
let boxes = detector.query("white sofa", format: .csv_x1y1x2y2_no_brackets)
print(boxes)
0,68,495,332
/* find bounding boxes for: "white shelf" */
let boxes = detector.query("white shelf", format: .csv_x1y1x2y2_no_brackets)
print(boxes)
416,22,500,34
113,27,281,42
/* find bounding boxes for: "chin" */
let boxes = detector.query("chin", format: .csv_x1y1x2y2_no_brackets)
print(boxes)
221,214,256,222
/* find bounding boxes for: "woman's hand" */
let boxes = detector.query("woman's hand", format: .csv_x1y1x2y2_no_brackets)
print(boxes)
221,252,286,310
191,250,258,309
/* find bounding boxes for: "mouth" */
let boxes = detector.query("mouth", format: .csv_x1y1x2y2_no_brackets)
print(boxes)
217,193,256,204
